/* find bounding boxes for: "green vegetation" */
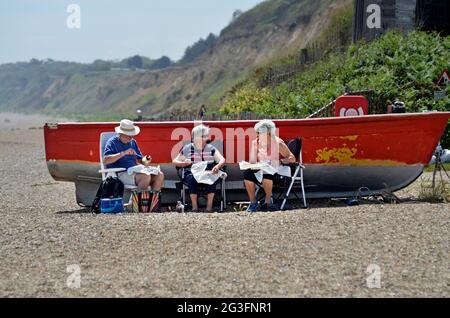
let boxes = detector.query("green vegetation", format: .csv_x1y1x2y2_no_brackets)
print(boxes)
0,54,174,119
0,0,347,121
221,31,450,146
127,55,144,69
220,2,353,117
114,55,173,70
424,163,450,172
179,33,217,64
419,177,450,203
222,30,450,115
149,56,172,70
4,0,449,152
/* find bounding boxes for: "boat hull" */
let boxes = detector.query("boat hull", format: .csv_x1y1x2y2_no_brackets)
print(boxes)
44,112,450,206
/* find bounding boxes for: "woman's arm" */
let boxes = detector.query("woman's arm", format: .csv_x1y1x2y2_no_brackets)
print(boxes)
172,152,192,167
249,140,258,163
279,142,296,164
212,151,226,173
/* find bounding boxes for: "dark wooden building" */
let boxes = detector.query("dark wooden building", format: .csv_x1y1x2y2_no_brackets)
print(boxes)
353,0,450,42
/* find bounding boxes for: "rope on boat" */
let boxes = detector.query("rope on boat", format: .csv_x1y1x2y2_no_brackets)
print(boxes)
353,186,402,204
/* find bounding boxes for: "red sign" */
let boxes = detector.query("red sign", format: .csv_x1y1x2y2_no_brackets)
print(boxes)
335,95,369,117
436,69,450,87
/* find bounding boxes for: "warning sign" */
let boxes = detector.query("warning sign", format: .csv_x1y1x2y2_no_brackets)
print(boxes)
436,69,450,87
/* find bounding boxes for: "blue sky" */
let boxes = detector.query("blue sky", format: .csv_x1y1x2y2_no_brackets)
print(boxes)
0,0,264,64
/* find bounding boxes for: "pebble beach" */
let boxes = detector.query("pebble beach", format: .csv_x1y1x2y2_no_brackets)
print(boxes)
0,113,448,297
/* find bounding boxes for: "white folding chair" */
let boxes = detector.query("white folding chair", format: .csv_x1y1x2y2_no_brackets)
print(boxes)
98,132,141,206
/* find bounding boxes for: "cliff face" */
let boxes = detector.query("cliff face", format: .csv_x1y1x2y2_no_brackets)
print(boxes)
0,0,351,119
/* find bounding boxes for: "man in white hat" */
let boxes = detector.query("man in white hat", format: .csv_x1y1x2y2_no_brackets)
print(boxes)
103,119,164,190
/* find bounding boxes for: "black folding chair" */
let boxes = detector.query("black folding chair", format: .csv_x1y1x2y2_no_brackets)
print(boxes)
176,166,227,212
274,138,307,209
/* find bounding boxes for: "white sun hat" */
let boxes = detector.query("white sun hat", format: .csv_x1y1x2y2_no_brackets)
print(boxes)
115,119,140,136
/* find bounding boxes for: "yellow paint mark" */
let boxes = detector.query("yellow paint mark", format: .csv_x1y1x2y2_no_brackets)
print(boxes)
340,135,359,141
315,146,406,166
316,147,358,163
314,159,407,167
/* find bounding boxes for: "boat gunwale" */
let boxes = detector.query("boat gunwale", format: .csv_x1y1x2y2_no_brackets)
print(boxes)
45,112,450,128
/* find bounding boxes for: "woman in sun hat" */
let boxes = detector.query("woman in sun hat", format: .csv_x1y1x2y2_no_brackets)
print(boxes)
103,119,164,190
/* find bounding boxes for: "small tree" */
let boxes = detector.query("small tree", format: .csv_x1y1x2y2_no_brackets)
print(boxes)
150,56,172,70
127,55,143,69
29,58,42,65
232,9,243,22
180,33,217,64
89,59,111,71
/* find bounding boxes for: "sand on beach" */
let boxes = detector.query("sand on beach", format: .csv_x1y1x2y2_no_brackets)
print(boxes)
0,114,448,297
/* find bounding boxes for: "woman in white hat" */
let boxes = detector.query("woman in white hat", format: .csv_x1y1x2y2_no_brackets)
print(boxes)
103,119,164,190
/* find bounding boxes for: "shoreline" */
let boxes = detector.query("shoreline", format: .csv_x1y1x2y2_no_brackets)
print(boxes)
0,112,73,130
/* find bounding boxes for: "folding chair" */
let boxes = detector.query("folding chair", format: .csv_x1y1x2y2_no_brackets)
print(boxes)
98,132,140,204
275,138,307,210
175,140,227,212
176,166,227,212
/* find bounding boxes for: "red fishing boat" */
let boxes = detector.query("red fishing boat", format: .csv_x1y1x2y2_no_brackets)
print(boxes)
44,112,450,206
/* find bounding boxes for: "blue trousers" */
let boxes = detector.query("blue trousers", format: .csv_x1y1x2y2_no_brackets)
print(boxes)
183,170,219,195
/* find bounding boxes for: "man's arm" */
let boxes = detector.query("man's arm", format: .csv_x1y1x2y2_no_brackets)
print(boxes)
103,148,136,165
133,141,143,161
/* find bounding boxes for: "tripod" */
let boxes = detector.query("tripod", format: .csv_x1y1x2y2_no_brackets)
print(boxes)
432,144,450,196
